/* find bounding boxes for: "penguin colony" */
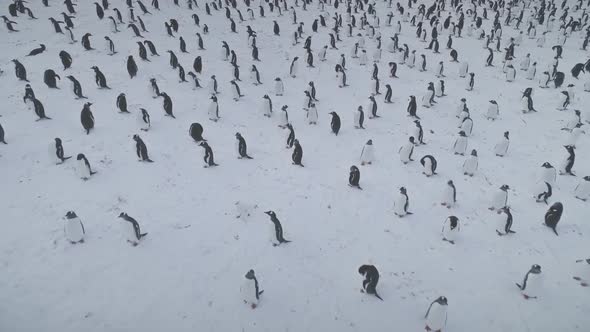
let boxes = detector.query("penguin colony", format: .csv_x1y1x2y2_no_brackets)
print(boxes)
1,0,589,330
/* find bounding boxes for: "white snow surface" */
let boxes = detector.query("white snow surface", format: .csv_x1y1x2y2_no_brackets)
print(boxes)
1,0,589,331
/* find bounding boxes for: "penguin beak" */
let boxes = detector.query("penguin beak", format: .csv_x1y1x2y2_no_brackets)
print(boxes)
264,211,271,215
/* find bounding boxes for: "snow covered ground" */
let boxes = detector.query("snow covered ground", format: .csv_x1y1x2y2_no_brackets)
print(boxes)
1,0,589,331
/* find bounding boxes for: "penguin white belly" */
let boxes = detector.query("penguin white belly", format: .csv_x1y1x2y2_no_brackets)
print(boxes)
275,82,283,95
65,217,84,243
371,80,377,94
454,138,467,154
208,81,216,94
486,104,498,119
426,304,447,331
423,158,433,175
240,279,258,305
372,49,381,62
534,181,550,199
121,219,137,243
520,59,529,70
400,144,412,162
394,195,407,215
506,69,515,81
442,222,458,242
520,97,529,112
232,85,240,100
442,187,454,206
541,168,556,186
208,102,217,120
307,107,318,123
361,146,374,163
422,93,431,107
338,73,345,86
408,54,415,67
456,104,465,117
435,83,442,97
387,41,395,53
397,52,405,63
49,144,60,164
279,112,288,127
526,67,535,79
584,81,590,92
491,191,508,209
354,111,361,127
76,159,90,179
463,156,478,175
235,140,241,157
494,140,509,156
137,111,149,130
249,71,257,84
461,120,473,136
575,181,590,200
459,63,468,77
523,273,544,297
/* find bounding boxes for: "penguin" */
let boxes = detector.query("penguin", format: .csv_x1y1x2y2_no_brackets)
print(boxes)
118,213,148,246
435,80,445,97
292,139,304,166
347,164,363,190
560,145,575,176
540,162,557,186
453,131,468,155
358,265,383,300
557,91,570,110
495,206,516,236
136,42,149,61
143,40,159,56
463,149,478,176
208,75,219,95
306,103,318,125
458,61,468,78
230,80,244,101
241,269,264,309
526,62,537,80
354,106,365,129
261,95,272,118
424,296,448,332
127,56,138,78
389,62,398,78
235,133,253,159
407,96,418,118
273,20,280,36
187,123,205,143
63,211,85,244
384,84,393,103
574,176,590,201
539,71,551,88
94,2,105,19
264,211,291,246
179,36,187,53
420,155,437,177
128,23,143,38
274,77,284,96
52,138,72,164
285,122,295,149
516,264,542,299
200,141,218,167
58,50,73,70
441,180,456,208
65,76,86,99
138,108,150,131
81,33,94,50
571,63,585,79
486,100,499,120
360,139,374,165
167,50,178,69
12,60,28,82
30,98,51,120
450,49,458,62
103,36,116,55
460,116,473,136
159,92,175,118
466,72,475,91
522,88,536,113
196,33,204,50
394,186,412,217
485,47,493,66
133,134,153,162
399,137,415,164
91,66,110,89
535,181,553,204
278,105,289,129
506,64,516,82
289,57,299,77
80,102,95,134
490,185,510,211
329,112,341,135
2,15,18,32
422,83,435,108
494,131,510,157
76,153,96,180
27,44,46,57
43,70,60,89
149,78,160,98
441,216,459,244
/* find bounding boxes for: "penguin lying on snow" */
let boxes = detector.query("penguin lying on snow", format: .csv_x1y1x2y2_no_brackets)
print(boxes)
516,264,542,299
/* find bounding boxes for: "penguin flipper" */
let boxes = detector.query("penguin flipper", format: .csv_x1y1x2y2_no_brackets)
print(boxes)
374,292,384,301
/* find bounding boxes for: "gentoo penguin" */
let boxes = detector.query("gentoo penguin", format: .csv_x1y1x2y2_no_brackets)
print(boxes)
463,149,478,176
118,213,148,246
261,95,272,118
399,137,415,164
64,211,85,244
279,105,289,129
466,72,475,91
274,77,284,96
23,84,35,103
81,33,94,50
208,95,219,121
117,93,129,113
329,112,341,135
43,70,60,89
208,75,219,94
516,264,543,299
51,138,71,164
459,61,468,78
494,131,510,157
526,62,537,80
348,165,362,189
441,180,456,208
453,131,468,155
167,50,178,69
199,141,218,167
425,297,448,331
144,40,159,56
241,270,264,309
534,181,552,204
127,55,138,78
521,88,536,113
80,102,95,134
105,37,116,55
560,145,576,176
159,92,175,118
407,96,419,118
189,123,204,142
289,57,299,77
59,51,73,70
539,71,551,88
138,108,150,131
91,66,110,89
358,265,383,300
149,78,160,98
76,153,96,180
354,106,365,129
384,84,393,103
460,116,473,136
29,98,51,120
394,187,411,217
285,123,295,149
506,64,516,82
27,44,46,56
264,211,291,246
441,216,459,244
563,110,582,132
435,80,445,97
544,202,564,236
360,140,374,166
292,139,304,166
485,47,494,66
133,135,153,162
422,83,435,108
420,155,437,177
230,80,244,101
486,100,499,120
250,65,262,85
540,162,557,186
496,206,515,236
94,2,104,19
413,120,425,144
574,176,590,201
0,123,5,144
490,185,510,211
307,103,318,125
235,133,253,159
2,15,18,32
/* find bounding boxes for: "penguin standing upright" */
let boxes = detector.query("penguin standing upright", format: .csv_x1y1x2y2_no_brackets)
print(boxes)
261,95,272,118
353,106,365,129
534,181,552,204
80,102,95,134
516,264,543,299
420,155,437,177
329,112,341,135
59,50,73,70
289,57,299,77
560,145,576,176
407,96,419,118
230,80,244,101
441,180,456,208
274,77,284,96
208,95,220,121
51,138,71,164
441,216,459,244
358,265,383,300
399,137,415,163
495,206,516,236
64,211,85,244
76,153,96,180
360,139,374,165
241,269,264,309
307,103,318,125
118,213,148,246
292,139,304,166
200,141,218,167
159,92,175,118
133,135,153,162
127,55,138,78
463,149,478,176
138,108,150,131
486,100,499,120
235,133,253,159
466,72,475,91
394,187,411,217
91,66,110,89
264,211,291,246
43,70,61,89
81,33,94,50
425,297,448,331
453,131,468,155
116,93,129,113
494,131,510,157
490,185,510,211
348,165,362,189
28,98,51,120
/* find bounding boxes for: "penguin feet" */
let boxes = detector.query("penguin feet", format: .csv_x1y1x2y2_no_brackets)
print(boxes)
573,277,582,281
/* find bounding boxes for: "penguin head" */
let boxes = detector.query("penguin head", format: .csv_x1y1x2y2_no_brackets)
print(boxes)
458,130,466,137
584,176,590,181
118,212,127,218
235,132,241,138
461,98,466,102
530,264,542,274
500,184,510,191
264,211,275,217
489,100,497,104
329,111,336,116
409,136,415,143
500,206,510,214
564,145,574,151
436,296,448,306
91,66,98,71
350,166,357,172
542,162,552,168
575,110,581,115
65,211,77,219
400,187,407,194
55,137,62,144
504,131,509,139
447,180,454,186
133,134,139,141
263,94,269,99
245,269,256,280
275,77,280,81
76,153,84,160
366,139,372,145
